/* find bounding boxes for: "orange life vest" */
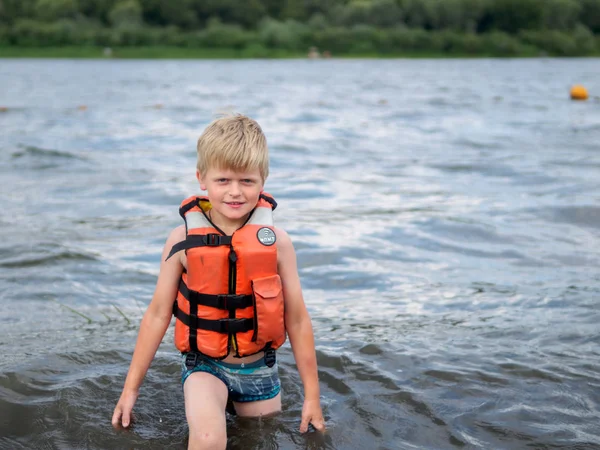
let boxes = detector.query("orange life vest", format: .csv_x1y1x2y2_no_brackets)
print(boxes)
168,193,286,358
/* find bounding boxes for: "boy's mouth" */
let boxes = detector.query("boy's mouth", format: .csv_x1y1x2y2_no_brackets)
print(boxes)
225,202,244,208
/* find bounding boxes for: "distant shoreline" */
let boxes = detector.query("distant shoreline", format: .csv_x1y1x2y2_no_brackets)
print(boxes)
2,46,599,59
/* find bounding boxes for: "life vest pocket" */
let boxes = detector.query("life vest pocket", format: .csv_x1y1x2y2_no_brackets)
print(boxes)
251,274,286,348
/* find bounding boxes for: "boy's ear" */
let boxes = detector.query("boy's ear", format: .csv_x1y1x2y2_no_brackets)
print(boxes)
196,170,206,191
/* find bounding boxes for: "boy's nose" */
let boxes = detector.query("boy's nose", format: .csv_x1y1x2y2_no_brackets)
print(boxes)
229,182,241,196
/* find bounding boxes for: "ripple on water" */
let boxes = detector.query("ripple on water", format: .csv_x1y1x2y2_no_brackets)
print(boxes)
276,185,334,200
540,205,600,231
9,145,88,170
418,217,514,244
282,112,331,124
377,224,539,267
0,244,99,269
0,348,186,448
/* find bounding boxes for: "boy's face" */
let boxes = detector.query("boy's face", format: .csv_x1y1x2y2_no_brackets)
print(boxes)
197,167,264,228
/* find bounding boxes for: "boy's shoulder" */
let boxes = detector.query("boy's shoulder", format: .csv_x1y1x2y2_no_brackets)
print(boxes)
167,225,186,244
273,226,289,239
274,227,293,251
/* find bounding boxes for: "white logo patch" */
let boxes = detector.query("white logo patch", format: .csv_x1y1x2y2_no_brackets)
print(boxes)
257,227,276,246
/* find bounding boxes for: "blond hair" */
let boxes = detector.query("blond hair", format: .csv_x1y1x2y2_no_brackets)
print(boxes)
196,114,269,180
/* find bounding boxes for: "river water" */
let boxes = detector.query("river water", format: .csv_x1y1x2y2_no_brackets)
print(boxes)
0,58,599,449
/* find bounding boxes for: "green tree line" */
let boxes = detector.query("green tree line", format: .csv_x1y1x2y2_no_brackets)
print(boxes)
1,0,599,56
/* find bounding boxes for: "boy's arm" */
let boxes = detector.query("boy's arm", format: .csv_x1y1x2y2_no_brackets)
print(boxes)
276,228,325,433
111,226,185,428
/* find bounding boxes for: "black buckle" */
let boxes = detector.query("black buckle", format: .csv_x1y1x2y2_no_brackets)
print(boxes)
218,318,232,333
229,294,247,309
218,294,246,309
264,348,276,368
205,233,221,246
185,352,198,370
216,294,229,309
218,318,248,333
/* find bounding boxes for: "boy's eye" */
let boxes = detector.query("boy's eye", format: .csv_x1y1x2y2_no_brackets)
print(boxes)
217,178,228,183
242,179,254,184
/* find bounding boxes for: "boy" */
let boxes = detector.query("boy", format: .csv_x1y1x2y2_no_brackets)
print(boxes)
111,114,325,449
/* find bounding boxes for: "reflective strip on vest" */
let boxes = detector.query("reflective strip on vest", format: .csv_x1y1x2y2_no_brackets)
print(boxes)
186,211,211,230
247,206,273,226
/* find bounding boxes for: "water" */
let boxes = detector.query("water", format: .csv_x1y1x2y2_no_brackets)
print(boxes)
1,58,599,449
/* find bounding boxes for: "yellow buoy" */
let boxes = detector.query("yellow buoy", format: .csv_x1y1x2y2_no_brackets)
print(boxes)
570,85,588,101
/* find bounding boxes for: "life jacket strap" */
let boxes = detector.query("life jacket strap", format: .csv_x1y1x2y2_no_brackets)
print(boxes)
179,198,200,219
173,304,254,333
166,234,232,260
259,193,278,210
179,279,253,310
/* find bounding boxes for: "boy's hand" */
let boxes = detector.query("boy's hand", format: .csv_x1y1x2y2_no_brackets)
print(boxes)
111,389,139,429
300,398,325,433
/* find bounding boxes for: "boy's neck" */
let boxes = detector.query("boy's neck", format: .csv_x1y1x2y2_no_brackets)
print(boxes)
208,210,250,236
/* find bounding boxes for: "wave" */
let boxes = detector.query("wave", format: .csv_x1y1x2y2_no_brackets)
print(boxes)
0,249,98,269
11,145,84,161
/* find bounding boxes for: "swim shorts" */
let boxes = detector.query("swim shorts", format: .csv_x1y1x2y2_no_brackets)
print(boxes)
180,352,281,403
